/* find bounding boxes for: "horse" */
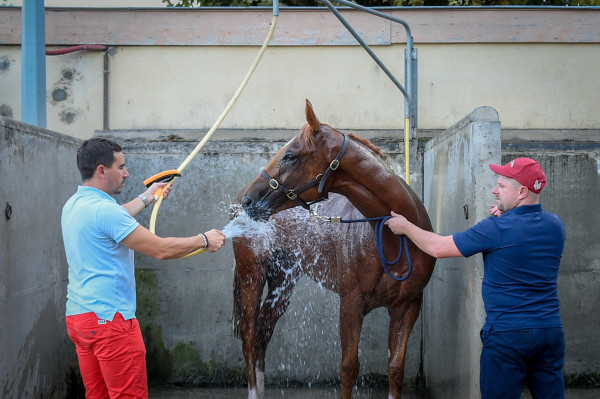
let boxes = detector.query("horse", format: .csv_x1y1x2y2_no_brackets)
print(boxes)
232,99,436,399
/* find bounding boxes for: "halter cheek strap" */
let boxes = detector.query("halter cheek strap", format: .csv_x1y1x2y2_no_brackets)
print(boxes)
261,133,349,210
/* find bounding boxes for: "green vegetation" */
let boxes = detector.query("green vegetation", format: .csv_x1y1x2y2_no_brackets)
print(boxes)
163,0,600,7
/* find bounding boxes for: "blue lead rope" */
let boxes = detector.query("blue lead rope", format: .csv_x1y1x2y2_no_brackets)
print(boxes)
340,215,413,282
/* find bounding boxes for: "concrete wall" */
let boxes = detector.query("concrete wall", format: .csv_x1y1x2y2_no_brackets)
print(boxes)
1,8,599,139
2,118,599,396
0,116,82,398
422,107,501,398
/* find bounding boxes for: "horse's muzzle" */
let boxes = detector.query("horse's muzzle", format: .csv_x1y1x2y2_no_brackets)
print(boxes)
241,195,273,222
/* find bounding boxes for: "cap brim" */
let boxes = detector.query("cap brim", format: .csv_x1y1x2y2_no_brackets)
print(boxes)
489,163,509,177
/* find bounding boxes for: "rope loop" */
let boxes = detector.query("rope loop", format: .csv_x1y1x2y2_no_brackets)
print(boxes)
339,215,413,282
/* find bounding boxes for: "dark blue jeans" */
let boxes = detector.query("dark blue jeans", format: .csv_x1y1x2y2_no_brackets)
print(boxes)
480,327,565,399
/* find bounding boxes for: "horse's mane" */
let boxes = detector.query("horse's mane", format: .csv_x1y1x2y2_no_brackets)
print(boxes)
299,123,388,161
347,131,388,160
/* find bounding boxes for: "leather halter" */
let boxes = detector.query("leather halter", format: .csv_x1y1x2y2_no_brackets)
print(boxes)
260,133,349,211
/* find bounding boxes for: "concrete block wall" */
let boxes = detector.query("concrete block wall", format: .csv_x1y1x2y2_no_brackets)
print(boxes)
2,116,598,397
0,117,82,398
422,107,501,398
2,8,600,139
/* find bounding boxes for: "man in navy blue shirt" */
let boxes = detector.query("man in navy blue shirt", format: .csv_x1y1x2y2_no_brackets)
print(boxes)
386,158,566,399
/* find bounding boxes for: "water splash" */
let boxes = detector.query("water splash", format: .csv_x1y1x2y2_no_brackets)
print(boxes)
223,205,280,255
223,207,275,239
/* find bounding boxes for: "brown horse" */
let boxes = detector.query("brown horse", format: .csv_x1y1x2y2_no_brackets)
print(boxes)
232,99,436,399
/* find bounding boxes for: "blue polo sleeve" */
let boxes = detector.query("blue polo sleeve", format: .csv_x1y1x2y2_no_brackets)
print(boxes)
96,201,139,243
452,216,501,257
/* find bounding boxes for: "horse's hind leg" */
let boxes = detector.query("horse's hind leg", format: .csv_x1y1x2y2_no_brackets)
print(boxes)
387,295,422,399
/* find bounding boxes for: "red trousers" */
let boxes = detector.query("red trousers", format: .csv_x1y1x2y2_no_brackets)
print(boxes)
66,312,148,399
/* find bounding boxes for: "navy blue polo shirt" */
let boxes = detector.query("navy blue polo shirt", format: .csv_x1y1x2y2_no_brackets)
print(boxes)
453,204,565,332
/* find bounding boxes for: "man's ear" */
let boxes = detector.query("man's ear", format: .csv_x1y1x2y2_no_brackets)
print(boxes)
519,185,529,199
96,164,106,177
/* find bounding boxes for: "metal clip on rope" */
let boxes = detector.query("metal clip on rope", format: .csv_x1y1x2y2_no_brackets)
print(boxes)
309,210,341,223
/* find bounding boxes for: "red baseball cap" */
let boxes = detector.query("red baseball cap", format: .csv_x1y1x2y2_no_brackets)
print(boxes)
489,158,546,194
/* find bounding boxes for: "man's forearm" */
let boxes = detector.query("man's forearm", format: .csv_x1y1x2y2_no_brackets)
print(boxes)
398,222,462,259
123,195,147,217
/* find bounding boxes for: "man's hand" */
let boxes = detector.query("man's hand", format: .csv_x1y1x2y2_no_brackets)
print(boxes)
203,229,226,253
144,182,172,205
489,204,504,217
385,211,409,235
385,210,462,258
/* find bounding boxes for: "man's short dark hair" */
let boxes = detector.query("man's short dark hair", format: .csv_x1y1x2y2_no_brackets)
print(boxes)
77,137,123,181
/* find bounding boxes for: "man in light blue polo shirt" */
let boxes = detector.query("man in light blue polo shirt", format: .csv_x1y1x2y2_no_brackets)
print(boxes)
61,137,226,399
385,158,566,399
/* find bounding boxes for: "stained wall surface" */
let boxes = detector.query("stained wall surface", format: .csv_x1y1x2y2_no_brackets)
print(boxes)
0,117,82,398
1,8,599,139
422,107,501,399
2,117,599,398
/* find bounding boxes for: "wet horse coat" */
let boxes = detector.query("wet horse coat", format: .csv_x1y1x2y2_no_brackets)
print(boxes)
233,100,436,399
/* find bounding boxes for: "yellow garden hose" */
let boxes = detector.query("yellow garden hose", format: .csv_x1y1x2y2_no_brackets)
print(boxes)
405,117,410,185
148,13,279,257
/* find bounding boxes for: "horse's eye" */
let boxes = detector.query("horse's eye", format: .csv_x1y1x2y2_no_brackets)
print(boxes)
282,152,297,163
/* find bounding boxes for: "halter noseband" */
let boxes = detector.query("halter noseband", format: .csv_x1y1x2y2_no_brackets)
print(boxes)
260,133,349,211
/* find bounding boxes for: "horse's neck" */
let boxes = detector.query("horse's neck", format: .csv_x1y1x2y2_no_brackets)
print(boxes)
335,139,417,219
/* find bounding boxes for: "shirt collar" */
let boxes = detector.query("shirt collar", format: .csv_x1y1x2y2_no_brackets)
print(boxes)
77,185,116,203
505,203,542,215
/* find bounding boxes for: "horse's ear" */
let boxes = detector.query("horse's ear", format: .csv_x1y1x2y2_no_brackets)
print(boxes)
305,99,320,132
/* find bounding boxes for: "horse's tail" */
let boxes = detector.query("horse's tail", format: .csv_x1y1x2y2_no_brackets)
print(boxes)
232,262,243,339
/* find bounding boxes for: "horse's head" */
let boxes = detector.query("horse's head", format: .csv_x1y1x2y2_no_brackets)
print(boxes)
242,99,346,221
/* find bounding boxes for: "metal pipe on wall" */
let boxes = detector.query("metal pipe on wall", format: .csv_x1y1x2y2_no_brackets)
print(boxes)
21,0,46,128
316,0,417,184
104,50,109,131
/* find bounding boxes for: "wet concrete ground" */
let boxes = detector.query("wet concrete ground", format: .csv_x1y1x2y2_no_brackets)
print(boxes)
150,386,600,398
149,386,419,398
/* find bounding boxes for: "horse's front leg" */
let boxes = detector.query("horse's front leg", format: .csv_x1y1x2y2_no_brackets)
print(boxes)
338,294,366,399
254,256,300,394
387,295,422,399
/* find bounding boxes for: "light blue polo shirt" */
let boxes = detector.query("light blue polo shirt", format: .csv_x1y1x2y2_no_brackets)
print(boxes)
61,186,140,321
